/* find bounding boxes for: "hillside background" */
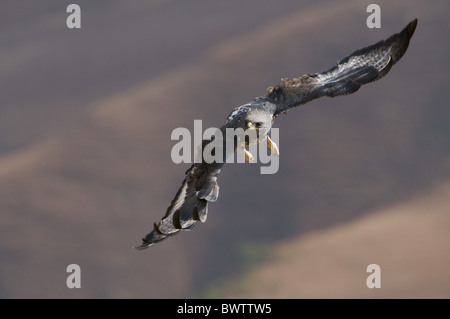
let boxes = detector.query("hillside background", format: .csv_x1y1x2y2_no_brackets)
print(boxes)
1,0,449,298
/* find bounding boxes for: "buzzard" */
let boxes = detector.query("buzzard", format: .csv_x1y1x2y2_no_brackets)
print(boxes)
135,19,417,249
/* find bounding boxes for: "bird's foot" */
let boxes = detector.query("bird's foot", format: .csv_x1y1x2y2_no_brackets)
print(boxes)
244,148,255,163
267,136,280,156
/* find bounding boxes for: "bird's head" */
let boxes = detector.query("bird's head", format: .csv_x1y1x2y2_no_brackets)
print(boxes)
230,109,272,147
243,109,273,139
225,106,274,146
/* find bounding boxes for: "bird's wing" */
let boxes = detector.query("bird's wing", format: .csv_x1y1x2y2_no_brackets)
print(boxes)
267,19,417,116
135,140,223,249
135,19,417,249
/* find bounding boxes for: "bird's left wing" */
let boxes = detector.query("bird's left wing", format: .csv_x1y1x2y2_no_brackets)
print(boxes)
267,19,417,115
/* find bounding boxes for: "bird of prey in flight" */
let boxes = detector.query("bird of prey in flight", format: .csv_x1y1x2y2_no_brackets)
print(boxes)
135,19,417,249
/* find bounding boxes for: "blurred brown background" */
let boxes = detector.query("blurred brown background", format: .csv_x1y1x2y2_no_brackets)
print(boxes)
1,0,449,298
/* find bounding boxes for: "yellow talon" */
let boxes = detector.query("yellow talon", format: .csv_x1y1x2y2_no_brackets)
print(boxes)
267,136,280,156
244,148,255,163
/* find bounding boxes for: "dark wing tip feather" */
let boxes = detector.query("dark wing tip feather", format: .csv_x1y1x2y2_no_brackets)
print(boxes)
133,222,176,250
405,19,418,46
406,18,418,39
133,241,151,250
384,18,417,66
134,237,153,250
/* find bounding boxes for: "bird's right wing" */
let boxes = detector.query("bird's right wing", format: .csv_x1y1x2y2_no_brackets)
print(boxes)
135,141,223,249
267,19,417,116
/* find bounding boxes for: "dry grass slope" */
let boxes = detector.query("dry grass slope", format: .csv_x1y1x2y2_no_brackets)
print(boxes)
216,178,450,298
0,0,449,298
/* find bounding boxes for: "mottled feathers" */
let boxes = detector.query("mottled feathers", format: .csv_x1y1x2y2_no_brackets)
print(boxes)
267,19,417,115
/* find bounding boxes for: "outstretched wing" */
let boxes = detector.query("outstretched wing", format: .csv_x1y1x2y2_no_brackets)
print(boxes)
267,19,417,115
135,19,417,249
135,141,223,249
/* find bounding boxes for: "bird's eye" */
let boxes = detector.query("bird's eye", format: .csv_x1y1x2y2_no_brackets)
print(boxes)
247,121,263,128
